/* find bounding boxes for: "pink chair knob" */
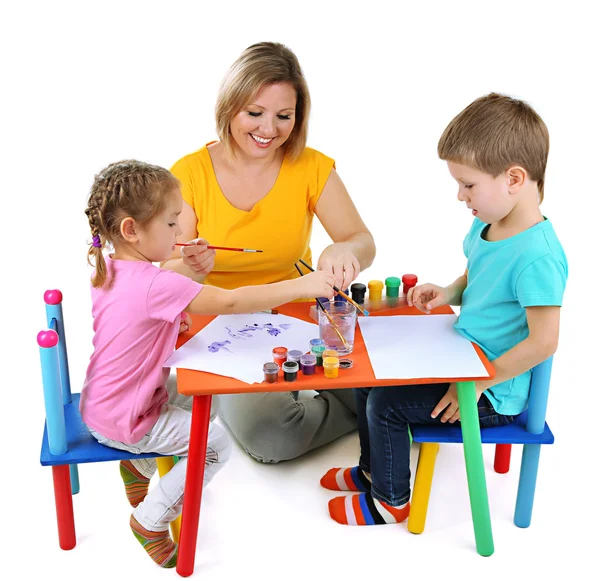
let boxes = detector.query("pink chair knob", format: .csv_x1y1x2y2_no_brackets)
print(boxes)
38,329,59,348
44,289,63,305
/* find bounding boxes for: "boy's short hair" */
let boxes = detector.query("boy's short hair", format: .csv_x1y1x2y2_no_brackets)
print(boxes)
438,93,549,201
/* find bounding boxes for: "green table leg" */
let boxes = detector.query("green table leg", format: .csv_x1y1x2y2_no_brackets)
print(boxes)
456,381,494,556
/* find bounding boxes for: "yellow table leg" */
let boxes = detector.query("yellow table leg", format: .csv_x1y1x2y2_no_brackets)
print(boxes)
156,456,182,543
408,442,439,534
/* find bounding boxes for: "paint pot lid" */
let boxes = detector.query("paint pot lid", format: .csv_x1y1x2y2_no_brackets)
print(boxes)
263,362,279,373
402,274,418,286
368,280,384,291
288,349,304,358
323,356,340,367
339,358,354,369
272,346,288,355
300,353,317,365
309,338,324,346
385,277,401,288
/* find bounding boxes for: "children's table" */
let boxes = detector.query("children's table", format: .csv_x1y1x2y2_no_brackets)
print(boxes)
175,302,496,577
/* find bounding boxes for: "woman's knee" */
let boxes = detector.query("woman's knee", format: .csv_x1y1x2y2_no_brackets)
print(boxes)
219,393,304,463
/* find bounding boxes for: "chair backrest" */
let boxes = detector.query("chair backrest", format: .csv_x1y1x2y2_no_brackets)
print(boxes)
526,356,553,434
38,289,72,455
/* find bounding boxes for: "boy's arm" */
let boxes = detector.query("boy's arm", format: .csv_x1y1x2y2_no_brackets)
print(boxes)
446,269,468,306
476,306,560,393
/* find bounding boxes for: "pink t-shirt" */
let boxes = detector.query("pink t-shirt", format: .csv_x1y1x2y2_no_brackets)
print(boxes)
80,257,202,444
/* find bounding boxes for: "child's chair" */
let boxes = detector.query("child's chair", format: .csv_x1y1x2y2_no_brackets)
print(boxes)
407,357,555,547
39,289,180,549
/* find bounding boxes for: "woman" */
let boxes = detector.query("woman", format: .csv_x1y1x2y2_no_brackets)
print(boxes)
162,42,375,463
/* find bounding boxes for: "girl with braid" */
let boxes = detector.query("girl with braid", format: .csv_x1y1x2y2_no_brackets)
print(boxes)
81,159,335,568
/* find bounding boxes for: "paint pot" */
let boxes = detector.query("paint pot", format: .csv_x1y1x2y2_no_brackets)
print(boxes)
287,349,303,364
272,346,288,369
350,283,367,304
311,344,326,366
263,362,279,383
339,358,354,369
322,349,339,361
385,277,401,298
368,280,384,302
300,353,317,375
323,356,340,379
282,360,299,382
402,274,418,295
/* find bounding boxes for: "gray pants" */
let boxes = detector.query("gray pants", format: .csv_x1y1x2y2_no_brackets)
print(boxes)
218,389,357,463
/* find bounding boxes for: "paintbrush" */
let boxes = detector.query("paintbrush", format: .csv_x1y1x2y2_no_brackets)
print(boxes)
297,258,370,316
175,243,263,253
293,263,350,351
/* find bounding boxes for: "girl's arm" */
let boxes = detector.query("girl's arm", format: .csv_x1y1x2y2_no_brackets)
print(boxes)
184,271,335,315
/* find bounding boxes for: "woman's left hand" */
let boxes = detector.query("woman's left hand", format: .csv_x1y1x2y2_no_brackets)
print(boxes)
179,312,192,334
317,243,361,291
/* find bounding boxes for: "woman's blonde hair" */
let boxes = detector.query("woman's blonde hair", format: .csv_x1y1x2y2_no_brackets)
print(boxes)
215,42,311,161
438,93,549,202
84,160,179,288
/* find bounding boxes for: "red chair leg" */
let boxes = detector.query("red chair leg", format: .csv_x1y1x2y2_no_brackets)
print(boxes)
52,465,76,550
494,444,512,474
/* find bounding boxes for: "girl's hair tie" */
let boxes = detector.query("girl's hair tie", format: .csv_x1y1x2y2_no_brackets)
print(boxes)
92,235,102,248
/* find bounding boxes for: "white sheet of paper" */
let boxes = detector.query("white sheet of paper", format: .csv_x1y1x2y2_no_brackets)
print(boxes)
165,313,319,384
357,314,488,380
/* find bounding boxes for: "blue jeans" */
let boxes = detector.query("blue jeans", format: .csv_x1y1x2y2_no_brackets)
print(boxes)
354,384,515,506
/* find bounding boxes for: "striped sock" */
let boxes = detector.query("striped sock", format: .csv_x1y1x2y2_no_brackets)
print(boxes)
320,466,372,492
130,515,178,568
120,460,150,508
329,493,410,526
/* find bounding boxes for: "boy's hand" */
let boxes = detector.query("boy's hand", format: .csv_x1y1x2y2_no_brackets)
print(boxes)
431,382,486,423
180,238,216,275
407,283,450,314
298,271,336,300
179,312,192,334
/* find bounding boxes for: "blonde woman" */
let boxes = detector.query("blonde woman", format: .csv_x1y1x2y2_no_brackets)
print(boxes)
162,42,375,463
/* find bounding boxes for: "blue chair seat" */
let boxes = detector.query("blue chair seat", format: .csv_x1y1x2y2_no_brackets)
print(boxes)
410,409,554,445
40,393,166,466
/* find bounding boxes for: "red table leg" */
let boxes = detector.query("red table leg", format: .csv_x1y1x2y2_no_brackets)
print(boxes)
177,394,212,577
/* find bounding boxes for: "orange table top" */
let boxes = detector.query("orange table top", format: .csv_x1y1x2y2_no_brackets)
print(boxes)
176,301,495,396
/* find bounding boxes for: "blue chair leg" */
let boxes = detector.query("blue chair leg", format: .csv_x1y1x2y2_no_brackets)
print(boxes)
69,464,80,495
514,443,541,528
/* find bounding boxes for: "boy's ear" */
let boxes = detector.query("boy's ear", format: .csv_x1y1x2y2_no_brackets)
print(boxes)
507,166,527,193
120,217,139,242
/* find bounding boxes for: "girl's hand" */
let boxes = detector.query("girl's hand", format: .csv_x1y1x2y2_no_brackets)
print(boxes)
317,243,361,292
180,238,216,276
407,283,450,314
179,312,192,334
297,270,336,300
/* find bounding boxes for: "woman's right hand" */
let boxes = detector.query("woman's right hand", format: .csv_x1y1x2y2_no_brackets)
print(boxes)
297,271,336,300
179,238,216,276
407,283,450,314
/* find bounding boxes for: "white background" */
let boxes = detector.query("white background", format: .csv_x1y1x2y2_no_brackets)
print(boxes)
2,1,598,579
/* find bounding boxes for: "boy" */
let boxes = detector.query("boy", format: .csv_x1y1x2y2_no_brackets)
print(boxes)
320,93,568,526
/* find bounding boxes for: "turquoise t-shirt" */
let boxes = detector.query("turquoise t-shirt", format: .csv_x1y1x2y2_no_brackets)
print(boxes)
454,218,568,415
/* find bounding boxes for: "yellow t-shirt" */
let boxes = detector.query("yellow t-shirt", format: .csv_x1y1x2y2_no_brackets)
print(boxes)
170,144,335,289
